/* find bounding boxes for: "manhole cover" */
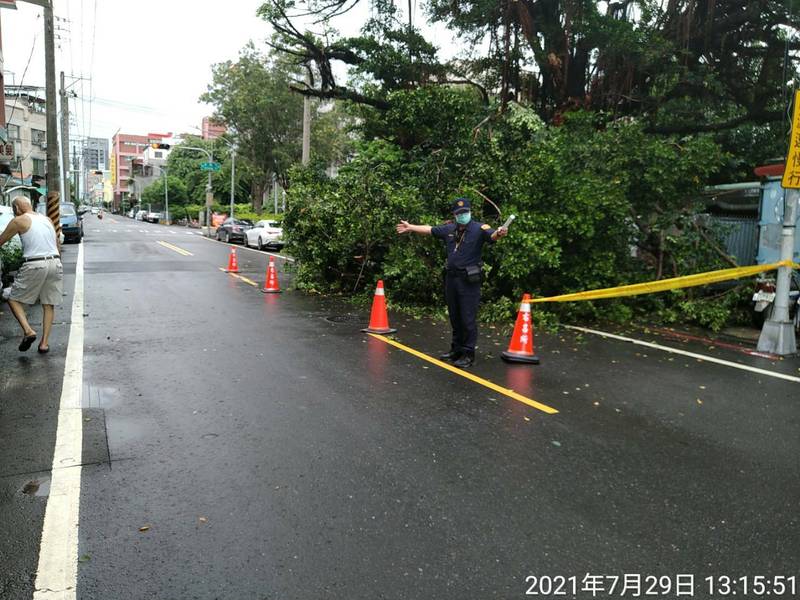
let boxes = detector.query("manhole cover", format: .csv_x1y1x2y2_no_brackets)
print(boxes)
325,314,367,324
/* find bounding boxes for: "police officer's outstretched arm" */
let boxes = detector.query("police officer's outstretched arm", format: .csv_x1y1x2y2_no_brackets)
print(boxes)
396,220,432,235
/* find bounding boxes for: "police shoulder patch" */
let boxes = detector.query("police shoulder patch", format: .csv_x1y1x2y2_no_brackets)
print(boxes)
480,223,491,230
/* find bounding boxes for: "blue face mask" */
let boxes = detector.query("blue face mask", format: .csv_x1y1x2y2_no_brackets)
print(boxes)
455,212,471,225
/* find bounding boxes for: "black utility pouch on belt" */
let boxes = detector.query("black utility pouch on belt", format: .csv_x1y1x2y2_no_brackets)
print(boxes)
465,264,482,284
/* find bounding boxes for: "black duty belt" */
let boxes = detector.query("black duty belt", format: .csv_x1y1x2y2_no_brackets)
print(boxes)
23,255,60,263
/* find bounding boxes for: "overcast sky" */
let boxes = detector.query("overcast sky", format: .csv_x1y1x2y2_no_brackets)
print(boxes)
2,0,446,142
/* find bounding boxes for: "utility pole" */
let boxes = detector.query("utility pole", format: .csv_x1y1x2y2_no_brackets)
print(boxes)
757,189,798,355
302,69,311,165
758,89,800,356
72,144,79,204
60,71,71,203
43,0,61,236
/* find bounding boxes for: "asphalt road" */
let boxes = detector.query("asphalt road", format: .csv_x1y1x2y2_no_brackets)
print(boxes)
2,214,800,600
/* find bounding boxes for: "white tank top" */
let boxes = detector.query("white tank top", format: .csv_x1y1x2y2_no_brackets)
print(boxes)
20,212,59,259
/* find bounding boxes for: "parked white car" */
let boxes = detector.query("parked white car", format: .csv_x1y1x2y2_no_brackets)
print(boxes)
244,220,284,250
135,210,147,221
0,205,20,249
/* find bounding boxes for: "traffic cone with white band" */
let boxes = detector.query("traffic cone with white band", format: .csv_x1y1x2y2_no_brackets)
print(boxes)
362,280,397,334
501,294,540,364
225,247,240,273
261,257,282,294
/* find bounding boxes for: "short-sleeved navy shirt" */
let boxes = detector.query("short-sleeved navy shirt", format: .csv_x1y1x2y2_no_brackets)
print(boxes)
431,220,496,270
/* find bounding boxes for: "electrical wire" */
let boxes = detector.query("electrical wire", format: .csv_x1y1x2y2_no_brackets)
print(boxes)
5,20,40,128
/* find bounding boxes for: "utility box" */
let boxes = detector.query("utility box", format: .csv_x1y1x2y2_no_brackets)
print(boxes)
756,177,800,265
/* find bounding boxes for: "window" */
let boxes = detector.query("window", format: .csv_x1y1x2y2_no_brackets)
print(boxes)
154,151,163,158
32,158,46,177
31,129,46,147
8,124,20,141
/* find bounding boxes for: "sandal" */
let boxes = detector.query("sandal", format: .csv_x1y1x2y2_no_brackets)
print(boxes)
19,334,37,352
37,346,50,354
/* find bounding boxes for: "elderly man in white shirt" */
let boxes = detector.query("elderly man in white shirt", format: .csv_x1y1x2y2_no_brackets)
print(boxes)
0,196,63,353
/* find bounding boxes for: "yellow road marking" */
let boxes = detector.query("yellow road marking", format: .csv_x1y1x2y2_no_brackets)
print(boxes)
157,240,193,256
218,267,258,287
368,334,558,414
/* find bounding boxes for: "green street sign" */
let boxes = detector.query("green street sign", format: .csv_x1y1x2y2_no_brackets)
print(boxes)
200,162,221,172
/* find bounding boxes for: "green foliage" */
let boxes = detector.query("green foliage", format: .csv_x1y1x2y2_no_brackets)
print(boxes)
283,85,736,329
0,244,24,275
201,43,303,208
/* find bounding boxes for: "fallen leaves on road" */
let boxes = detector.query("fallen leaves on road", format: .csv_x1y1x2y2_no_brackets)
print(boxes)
198,517,208,524
138,525,150,532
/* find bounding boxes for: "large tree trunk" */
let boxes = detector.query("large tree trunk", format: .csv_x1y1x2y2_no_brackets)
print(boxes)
252,180,264,213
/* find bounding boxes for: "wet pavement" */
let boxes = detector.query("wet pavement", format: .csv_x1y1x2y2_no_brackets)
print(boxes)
2,215,800,599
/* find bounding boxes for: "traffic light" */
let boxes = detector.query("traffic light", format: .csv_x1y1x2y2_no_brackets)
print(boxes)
151,143,171,150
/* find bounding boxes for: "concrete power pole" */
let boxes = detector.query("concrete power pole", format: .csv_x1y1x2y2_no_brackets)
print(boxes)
302,70,311,166
757,189,798,355
60,71,72,203
43,0,61,236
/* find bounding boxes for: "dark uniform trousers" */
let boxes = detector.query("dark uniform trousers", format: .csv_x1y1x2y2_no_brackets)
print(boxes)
445,271,481,355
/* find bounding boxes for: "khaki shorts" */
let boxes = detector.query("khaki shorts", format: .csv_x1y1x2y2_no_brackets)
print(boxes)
9,258,63,306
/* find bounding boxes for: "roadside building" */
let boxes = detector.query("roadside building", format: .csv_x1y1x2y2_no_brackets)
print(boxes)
201,116,225,140
110,132,169,210
3,86,47,188
83,137,108,171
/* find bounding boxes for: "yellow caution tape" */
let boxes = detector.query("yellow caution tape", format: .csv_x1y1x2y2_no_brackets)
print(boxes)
530,260,798,303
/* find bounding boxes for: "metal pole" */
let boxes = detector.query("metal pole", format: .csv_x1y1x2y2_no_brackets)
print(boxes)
164,169,169,223
43,0,61,237
230,146,235,218
206,150,213,238
273,173,278,214
757,188,798,355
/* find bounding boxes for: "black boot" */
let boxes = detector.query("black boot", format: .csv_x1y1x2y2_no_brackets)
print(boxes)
453,352,474,369
439,349,462,361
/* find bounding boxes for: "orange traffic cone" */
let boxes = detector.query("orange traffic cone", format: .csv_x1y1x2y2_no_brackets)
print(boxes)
501,294,540,364
361,280,397,334
261,257,282,294
225,247,240,273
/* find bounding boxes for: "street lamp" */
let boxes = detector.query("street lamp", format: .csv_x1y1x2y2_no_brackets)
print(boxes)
187,127,236,220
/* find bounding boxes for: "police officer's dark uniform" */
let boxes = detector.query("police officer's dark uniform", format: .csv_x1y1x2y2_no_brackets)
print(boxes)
431,198,496,368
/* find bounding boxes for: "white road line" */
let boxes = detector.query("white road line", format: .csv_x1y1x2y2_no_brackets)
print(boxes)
34,243,85,599
199,235,296,262
565,325,800,384
169,230,178,234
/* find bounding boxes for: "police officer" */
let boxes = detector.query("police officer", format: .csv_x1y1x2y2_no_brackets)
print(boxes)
396,198,508,368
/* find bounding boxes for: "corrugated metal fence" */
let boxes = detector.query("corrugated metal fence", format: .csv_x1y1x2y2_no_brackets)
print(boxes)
712,216,759,266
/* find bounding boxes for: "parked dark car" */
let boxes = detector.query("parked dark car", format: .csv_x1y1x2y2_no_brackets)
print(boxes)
215,218,252,244
59,203,84,243
36,201,83,243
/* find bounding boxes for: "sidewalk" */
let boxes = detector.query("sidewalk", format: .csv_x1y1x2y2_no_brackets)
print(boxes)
0,248,76,599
